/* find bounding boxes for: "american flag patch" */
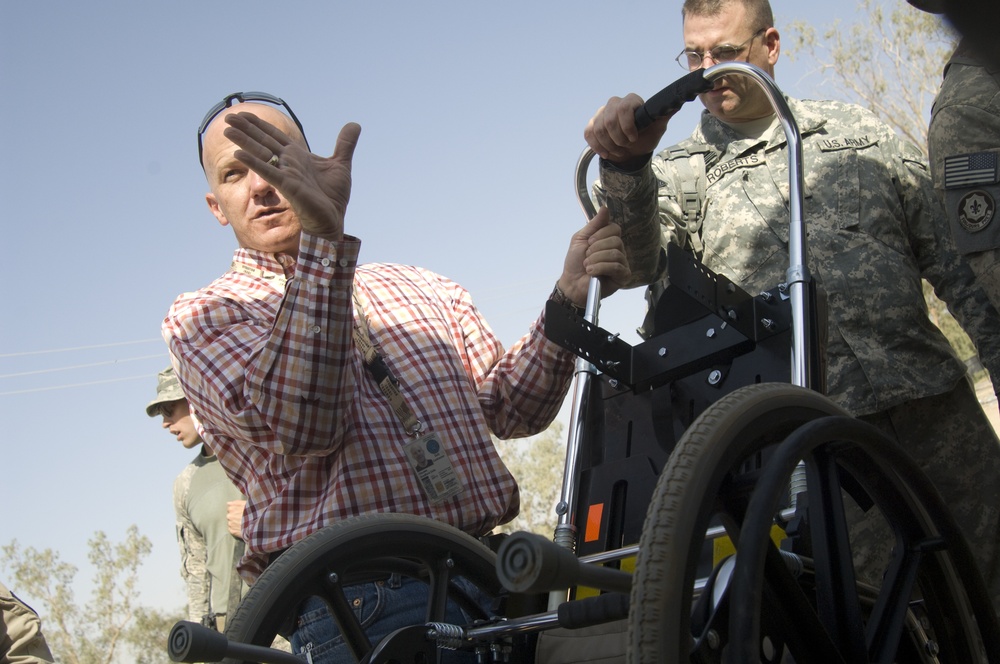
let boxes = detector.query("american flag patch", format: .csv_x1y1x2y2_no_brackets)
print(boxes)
944,152,999,189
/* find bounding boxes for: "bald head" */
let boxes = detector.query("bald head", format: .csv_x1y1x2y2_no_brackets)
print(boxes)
200,102,307,179
200,102,309,256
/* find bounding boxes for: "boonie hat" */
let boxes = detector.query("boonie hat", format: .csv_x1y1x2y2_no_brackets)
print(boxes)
145,366,185,417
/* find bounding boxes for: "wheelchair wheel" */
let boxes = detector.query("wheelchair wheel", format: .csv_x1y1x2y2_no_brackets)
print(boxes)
628,383,999,663
223,513,504,664
628,383,844,664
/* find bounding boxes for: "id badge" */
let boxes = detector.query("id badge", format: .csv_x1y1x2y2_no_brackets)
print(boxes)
404,432,463,504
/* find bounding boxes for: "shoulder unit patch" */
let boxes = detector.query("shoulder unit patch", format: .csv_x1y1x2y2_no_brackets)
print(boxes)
957,190,996,232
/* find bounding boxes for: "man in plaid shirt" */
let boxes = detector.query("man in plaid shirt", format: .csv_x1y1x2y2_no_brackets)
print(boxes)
163,94,632,661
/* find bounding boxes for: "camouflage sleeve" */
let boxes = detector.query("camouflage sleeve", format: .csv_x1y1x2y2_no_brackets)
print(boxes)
893,133,1000,383
927,59,1000,310
0,581,55,664
174,468,211,623
593,159,665,288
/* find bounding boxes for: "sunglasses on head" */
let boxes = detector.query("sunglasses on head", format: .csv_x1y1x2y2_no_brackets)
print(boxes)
197,91,309,168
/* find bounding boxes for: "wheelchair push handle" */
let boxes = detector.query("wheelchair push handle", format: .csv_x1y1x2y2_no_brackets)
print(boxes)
575,62,810,388
633,68,713,131
575,69,712,221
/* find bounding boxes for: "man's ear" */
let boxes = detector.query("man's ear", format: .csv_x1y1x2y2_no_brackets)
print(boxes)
765,27,780,66
206,192,230,227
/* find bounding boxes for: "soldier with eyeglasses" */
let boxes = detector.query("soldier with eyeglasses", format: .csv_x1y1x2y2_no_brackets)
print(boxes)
584,0,1000,617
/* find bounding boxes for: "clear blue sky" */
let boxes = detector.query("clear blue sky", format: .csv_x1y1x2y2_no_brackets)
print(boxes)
1,0,929,616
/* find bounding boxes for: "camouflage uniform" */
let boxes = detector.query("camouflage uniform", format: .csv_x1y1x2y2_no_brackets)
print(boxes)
599,96,1000,610
0,580,54,664
928,39,1000,312
147,366,247,630
174,450,247,629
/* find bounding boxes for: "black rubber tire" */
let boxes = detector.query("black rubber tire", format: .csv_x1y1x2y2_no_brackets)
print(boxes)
223,513,503,664
628,383,846,663
628,383,999,663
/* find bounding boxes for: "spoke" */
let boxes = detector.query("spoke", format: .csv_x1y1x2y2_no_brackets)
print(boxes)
427,555,455,622
864,545,921,661
759,544,844,664
805,447,866,660
320,570,372,660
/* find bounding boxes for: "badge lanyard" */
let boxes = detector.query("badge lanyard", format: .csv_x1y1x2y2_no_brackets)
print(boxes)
229,260,419,435
230,260,456,502
351,290,423,436
351,289,463,503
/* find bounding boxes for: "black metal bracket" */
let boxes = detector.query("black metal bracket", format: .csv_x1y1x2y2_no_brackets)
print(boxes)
545,244,792,392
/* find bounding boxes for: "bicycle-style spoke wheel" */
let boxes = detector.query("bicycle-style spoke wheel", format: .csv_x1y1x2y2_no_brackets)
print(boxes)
223,513,503,664
727,414,998,663
628,383,999,663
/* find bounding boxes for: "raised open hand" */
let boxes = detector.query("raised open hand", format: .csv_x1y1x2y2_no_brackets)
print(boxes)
224,113,361,242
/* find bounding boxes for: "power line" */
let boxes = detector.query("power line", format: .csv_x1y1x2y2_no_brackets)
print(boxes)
0,354,167,379
0,374,154,397
0,338,163,359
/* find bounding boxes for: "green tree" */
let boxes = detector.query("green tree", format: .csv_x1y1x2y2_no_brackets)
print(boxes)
493,420,567,537
2,526,183,664
787,0,955,149
787,1,980,368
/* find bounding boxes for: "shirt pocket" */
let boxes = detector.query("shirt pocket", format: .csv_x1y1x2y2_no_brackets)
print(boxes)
823,145,910,258
830,148,861,231
700,170,788,288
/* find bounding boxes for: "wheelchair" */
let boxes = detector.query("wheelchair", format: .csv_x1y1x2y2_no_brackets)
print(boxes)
167,63,1000,664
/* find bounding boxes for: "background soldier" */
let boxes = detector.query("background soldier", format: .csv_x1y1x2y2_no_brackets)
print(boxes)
146,367,246,630
1,579,54,664
912,0,1000,313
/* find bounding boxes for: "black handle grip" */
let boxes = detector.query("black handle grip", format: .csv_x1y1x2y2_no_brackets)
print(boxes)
167,620,304,664
496,532,632,594
633,69,713,130
168,621,228,662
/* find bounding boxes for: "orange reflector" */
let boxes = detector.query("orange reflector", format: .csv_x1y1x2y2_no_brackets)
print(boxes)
585,503,604,543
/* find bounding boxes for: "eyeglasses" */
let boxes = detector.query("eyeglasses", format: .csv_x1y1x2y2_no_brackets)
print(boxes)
154,401,179,418
675,28,767,71
197,91,310,168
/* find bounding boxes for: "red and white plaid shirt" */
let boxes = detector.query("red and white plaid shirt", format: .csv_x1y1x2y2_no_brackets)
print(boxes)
163,233,574,580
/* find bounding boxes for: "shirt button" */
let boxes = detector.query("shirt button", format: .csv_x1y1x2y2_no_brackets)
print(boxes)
339,258,350,267
311,325,321,334
320,258,331,267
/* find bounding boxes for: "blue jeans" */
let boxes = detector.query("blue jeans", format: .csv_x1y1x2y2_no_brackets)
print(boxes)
289,575,488,663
